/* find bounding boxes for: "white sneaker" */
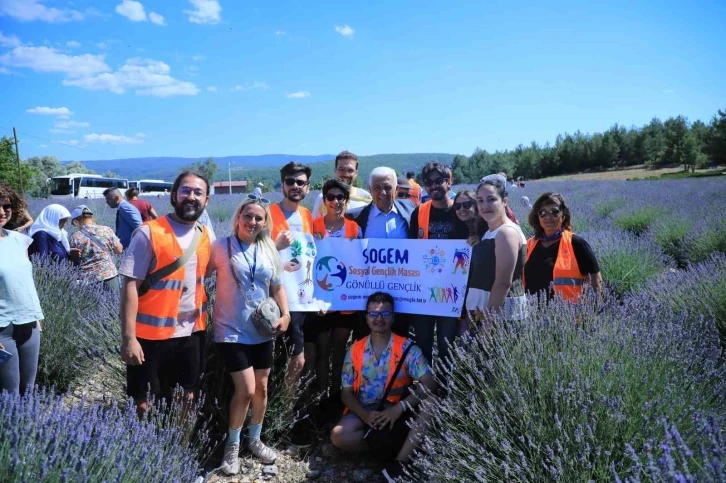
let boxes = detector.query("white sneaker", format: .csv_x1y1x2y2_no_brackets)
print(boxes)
220,442,240,475
248,439,277,465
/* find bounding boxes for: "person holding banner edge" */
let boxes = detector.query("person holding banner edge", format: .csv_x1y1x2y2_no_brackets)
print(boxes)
407,162,469,367
345,167,415,339
311,151,372,218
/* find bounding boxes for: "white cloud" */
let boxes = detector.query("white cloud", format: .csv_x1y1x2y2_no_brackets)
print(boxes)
50,128,75,134
275,30,286,35
51,139,79,146
286,91,310,99
0,66,11,74
39,144,47,148
0,31,21,47
149,11,165,25
84,132,144,144
135,132,146,138
207,86,217,92
55,120,90,128
0,0,85,23
96,42,109,50
231,81,268,91
184,0,221,25
335,25,355,38
63,57,199,97
115,0,146,21
191,54,204,61
0,46,109,78
663,89,675,94
26,106,74,116
66,40,81,48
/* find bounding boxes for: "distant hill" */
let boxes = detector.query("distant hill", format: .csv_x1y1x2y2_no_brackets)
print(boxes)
64,154,336,181
64,153,457,184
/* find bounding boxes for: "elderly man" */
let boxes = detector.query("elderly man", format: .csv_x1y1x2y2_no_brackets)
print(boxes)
312,151,372,218
346,167,415,338
103,187,142,249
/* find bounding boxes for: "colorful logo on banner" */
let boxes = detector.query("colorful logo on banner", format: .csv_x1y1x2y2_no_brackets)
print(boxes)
452,248,471,274
429,285,461,303
423,246,447,274
315,256,348,292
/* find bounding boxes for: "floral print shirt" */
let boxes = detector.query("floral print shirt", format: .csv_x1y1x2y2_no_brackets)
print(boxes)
69,224,120,281
342,335,430,406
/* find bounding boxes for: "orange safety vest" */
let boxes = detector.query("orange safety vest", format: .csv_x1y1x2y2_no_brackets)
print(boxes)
345,334,412,414
270,203,313,240
136,216,211,340
312,216,359,239
408,179,421,206
524,230,585,303
416,201,433,239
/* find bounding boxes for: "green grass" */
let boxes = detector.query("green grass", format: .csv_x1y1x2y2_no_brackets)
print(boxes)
593,199,625,218
598,247,668,295
613,208,662,236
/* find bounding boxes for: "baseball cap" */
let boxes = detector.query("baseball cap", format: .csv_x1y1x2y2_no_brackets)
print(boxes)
397,176,411,189
257,182,264,187
70,205,93,220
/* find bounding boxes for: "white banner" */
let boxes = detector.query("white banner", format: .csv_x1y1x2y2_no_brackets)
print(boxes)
313,238,472,317
279,232,321,312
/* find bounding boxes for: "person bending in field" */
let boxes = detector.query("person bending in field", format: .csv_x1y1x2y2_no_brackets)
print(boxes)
331,292,437,483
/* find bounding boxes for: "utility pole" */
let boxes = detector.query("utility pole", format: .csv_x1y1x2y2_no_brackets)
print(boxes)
228,161,232,194
12,127,23,192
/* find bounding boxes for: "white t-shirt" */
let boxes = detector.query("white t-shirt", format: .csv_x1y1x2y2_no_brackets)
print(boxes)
311,187,372,218
119,217,205,338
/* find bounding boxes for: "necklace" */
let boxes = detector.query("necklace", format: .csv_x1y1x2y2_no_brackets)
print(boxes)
540,229,564,242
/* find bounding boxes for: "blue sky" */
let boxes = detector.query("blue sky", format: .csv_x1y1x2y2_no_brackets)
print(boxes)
0,0,724,161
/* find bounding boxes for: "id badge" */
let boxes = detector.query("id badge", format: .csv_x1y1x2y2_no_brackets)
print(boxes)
245,287,265,303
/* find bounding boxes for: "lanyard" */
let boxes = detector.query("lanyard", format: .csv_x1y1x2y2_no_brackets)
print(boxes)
227,236,258,291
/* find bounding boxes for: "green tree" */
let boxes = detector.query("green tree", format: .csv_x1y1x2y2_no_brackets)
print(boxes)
65,161,95,174
0,137,37,192
706,108,726,165
185,157,218,182
662,116,689,167
102,170,121,178
24,155,66,197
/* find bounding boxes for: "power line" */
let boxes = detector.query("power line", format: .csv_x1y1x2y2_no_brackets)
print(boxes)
0,126,118,158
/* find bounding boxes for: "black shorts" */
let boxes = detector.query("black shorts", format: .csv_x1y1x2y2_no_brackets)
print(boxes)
126,331,205,401
278,312,305,357
216,340,274,373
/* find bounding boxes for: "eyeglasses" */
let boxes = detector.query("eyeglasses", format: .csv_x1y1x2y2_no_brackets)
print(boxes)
325,193,347,202
178,186,206,197
247,194,270,204
1,204,12,212
367,310,392,319
453,201,474,211
284,178,309,187
423,177,447,187
538,208,562,218
397,192,411,199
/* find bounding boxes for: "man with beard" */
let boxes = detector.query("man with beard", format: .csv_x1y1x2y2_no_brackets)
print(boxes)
311,151,372,218
407,162,469,367
104,187,142,250
118,171,213,415
270,162,314,414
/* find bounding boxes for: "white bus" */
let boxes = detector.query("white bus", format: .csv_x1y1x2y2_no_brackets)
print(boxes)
132,179,173,196
49,174,129,199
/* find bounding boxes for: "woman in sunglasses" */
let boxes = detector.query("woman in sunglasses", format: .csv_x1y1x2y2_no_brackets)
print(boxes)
523,192,602,303
452,190,479,246
310,178,362,399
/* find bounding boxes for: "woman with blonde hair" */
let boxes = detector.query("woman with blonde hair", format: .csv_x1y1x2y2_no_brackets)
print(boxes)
206,195,291,475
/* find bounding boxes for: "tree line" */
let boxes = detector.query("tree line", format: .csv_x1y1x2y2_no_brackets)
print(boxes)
451,108,726,183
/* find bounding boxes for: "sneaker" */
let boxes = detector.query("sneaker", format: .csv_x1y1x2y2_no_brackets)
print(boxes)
248,439,277,465
382,460,406,483
219,442,240,475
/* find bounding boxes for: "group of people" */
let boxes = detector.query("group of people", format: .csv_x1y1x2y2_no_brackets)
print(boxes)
0,149,603,483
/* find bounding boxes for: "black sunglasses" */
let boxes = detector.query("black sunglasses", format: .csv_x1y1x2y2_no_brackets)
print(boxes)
453,201,474,211
325,193,347,202
397,192,411,199
423,177,447,187
284,178,309,187
368,310,392,319
1,204,12,211
538,208,562,218
247,194,270,205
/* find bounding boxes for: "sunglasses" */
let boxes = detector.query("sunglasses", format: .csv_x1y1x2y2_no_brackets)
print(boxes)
453,201,474,211
1,204,12,212
423,177,447,187
248,194,270,205
325,193,347,202
367,310,392,319
538,208,562,218
284,178,309,187
178,186,206,197
397,192,411,199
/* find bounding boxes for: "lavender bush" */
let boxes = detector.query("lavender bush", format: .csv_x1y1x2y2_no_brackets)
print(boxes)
0,386,209,483
412,287,725,481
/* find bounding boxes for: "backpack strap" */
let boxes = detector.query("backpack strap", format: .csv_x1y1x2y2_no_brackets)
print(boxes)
138,223,203,296
79,228,112,256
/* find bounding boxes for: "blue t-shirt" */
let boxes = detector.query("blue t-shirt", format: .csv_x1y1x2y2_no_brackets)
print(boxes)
0,230,44,327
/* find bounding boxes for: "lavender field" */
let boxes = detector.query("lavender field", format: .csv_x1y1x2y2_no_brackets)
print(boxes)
3,176,726,482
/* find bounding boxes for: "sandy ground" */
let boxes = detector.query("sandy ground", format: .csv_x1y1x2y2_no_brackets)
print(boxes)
537,165,700,181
